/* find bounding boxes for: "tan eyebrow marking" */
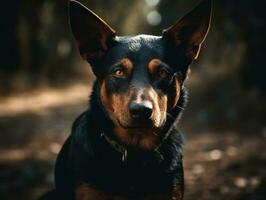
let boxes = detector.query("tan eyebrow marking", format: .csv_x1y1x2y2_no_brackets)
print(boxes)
148,59,170,73
148,59,161,72
120,58,133,70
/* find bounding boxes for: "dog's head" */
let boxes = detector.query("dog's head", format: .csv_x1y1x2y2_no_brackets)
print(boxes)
69,0,212,149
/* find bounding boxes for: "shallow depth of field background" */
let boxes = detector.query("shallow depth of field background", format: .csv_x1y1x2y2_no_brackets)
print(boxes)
0,0,266,200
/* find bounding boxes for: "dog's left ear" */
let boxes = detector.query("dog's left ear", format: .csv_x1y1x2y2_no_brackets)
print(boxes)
163,0,212,60
69,0,116,62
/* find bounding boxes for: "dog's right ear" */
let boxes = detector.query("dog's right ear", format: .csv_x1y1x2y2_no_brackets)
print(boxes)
69,0,116,63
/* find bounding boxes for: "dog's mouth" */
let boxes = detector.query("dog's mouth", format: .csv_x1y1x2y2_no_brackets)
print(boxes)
117,118,155,131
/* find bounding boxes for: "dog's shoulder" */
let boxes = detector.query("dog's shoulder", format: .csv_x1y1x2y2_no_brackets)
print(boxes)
55,110,95,170
69,109,99,159
71,110,91,143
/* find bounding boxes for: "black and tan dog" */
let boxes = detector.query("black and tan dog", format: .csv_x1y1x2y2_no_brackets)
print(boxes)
42,0,212,199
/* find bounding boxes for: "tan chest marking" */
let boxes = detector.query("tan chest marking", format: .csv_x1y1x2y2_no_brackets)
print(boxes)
75,182,182,200
75,182,126,200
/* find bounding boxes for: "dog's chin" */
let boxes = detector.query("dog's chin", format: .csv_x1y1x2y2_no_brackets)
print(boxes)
116,116,164,130
113,119,164,150
117,120,154,132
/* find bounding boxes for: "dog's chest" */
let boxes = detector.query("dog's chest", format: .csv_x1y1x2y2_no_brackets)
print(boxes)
72,156,182,200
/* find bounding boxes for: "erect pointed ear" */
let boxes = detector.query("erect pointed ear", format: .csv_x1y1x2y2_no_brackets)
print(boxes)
69,0,116,62
163,0,212,60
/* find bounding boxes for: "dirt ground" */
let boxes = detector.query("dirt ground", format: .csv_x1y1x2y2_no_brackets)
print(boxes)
0,84,265,200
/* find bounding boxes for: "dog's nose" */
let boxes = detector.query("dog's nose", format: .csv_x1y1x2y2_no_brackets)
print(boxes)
129,101,153,119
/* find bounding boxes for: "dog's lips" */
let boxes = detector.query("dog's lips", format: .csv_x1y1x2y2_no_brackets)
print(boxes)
117,118,154,130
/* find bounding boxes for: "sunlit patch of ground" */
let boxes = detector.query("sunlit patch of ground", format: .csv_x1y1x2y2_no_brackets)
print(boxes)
0,83,265,200
184,132,266,200
0,84,90,116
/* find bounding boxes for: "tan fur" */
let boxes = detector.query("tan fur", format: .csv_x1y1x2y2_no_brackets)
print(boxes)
148,59,181,111
114,126,161,150
100,58,182,150
167,81,181,111
75,182,126,200
121,58,133,70
148,59,162,73
75,182,182,200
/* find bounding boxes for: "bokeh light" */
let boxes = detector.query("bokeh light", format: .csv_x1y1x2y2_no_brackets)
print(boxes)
146,10,162,26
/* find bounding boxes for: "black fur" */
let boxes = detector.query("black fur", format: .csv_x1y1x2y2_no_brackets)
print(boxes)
39,0,212,199
39,81,186,200
50,81,186,199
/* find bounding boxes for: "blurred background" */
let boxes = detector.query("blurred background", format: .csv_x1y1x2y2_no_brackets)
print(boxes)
0,0,265,199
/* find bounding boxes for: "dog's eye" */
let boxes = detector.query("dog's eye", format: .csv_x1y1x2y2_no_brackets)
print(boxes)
158,68,170,79
113,68,125,78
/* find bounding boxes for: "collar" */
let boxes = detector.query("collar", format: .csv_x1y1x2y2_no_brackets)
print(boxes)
101,132,128,162
100,130,171,163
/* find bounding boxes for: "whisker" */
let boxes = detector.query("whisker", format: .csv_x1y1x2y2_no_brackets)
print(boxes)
152,132,159,137
154,148,164,160
176,105,185,110
167,113,176,120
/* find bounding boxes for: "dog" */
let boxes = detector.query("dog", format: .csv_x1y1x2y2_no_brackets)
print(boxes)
41,0,212,199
